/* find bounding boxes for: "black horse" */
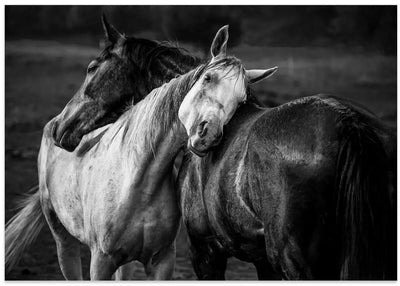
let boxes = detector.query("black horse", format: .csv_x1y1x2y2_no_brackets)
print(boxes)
178,93,396,280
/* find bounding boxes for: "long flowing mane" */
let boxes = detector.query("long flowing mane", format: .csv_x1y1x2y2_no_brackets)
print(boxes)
110,56,245,158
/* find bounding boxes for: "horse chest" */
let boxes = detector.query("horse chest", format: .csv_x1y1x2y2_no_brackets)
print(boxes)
84,176,180,261
181,156,267,260
204,172,266,256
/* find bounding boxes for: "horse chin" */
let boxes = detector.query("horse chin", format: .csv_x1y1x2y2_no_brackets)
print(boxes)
57,131,81,152
188,144,207,157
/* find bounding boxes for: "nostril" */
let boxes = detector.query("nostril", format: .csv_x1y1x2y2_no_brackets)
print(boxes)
199,120,207,129
197,121,208,138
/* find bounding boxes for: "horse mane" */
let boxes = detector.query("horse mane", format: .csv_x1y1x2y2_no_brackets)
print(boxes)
112,56,245,160
98,35,200,76
139,40,200,72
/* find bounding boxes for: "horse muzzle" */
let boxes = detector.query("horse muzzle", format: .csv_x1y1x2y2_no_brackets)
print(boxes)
187,121,223,157
52,118,82,152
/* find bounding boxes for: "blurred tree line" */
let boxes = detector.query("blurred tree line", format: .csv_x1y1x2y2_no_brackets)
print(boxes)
5,5,396,54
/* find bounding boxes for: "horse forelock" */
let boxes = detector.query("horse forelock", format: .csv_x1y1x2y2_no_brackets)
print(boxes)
207,56,245,79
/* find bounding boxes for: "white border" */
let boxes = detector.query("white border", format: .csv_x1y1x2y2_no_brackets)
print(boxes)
1,3,399,285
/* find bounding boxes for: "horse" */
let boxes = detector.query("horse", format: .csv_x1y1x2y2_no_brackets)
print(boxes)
5,15,199,279
5,25,275,280
51,15,200,152
178,72,396,279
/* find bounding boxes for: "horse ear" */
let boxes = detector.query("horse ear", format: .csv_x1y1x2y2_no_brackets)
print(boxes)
210,25,229,59
101,14,124,44
246,67,278,84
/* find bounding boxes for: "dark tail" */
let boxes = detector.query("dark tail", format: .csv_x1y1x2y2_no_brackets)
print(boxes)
5,185,45,275
335,112,394,280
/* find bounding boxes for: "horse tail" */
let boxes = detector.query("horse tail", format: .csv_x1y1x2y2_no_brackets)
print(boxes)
5,185,45,274
335,112,393,279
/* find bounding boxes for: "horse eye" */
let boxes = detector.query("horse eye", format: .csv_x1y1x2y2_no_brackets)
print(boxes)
87,63,99,74
204,74,211,82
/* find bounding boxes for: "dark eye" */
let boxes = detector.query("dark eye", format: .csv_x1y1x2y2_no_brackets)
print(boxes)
204,73,211,83
87,62,99,74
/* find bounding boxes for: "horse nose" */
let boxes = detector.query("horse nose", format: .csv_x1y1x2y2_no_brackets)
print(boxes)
197,121,208,138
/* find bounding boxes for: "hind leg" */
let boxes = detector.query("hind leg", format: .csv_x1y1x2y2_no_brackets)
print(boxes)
54,235,82,280
90,250,119,280
144,243,176,280
189,238,228,280
41,197,82,280
254,259,280,280
115,261,136,280
279,236,313,279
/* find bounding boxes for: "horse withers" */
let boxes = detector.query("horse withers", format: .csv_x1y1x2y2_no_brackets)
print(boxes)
5,25,275,280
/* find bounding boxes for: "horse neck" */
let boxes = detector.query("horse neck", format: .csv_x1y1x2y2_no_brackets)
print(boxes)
116,76,193,190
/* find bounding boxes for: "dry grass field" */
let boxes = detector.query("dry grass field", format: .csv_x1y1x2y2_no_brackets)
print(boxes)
5,39,396,280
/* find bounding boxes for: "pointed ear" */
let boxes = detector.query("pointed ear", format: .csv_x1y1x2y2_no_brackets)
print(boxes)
210,25,229,59
246,67,278,84
101,14,124,44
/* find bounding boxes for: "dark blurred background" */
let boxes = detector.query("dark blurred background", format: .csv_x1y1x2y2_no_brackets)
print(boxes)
5,5,397,280
5,6,397,54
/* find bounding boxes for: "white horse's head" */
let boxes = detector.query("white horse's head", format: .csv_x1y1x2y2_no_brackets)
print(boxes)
178,25,277,156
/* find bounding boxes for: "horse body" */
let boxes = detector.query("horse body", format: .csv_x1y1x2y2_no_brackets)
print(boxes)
179,95,394,279
38,94,183,279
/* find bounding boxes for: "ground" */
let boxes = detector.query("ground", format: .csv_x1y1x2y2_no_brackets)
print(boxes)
5,40,396,280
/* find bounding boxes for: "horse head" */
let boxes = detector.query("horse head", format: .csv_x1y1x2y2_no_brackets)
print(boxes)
52,15,198,152
178,25,278,156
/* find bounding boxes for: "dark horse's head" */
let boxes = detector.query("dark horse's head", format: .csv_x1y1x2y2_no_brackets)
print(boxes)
52,15,199,152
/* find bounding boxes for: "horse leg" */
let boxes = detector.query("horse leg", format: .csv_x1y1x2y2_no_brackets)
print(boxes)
253,259,280,280
280,236,313,279
144,243,176,280
189,238,228,280
41,195,82,280
90,250,118,280
115,261,136,280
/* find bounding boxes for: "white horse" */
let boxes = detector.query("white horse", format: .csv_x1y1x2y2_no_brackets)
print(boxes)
5,26,277,280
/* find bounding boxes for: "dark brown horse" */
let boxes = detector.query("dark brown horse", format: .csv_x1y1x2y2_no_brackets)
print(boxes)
178,93,396,280
51,15,200,152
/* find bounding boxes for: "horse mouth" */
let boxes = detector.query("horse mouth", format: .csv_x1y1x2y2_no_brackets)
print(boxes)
55,131,77,152
188,143,207,157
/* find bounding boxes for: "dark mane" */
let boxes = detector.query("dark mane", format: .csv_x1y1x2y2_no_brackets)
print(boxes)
139,40,200,72
101,35,201,74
